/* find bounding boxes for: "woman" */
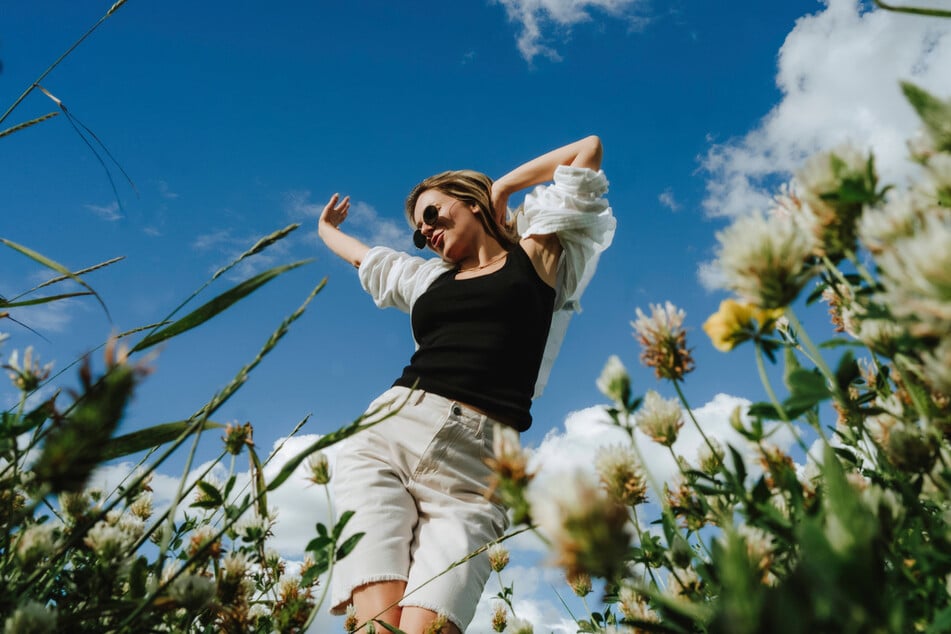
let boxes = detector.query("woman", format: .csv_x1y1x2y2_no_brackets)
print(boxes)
318,136,614,633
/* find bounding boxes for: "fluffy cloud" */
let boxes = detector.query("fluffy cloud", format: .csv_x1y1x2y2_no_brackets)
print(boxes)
701,0,951,219
284,191,406,251
495,0,646,62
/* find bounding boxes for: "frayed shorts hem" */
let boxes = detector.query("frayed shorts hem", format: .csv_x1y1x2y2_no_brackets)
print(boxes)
329,574,409,615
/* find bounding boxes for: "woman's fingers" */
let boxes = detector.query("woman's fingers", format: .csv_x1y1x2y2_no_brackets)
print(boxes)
321,193,351,227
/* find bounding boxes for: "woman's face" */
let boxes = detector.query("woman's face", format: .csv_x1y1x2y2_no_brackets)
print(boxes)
413,189,482,261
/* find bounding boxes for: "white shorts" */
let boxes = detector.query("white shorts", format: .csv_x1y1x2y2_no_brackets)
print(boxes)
330,386,510,631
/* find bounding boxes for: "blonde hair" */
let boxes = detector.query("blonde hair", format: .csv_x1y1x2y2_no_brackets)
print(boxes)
405,170,519,249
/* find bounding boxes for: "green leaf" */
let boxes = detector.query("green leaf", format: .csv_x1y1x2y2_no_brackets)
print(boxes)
3,396,56,436
373,620,408,634
336,532,364,561
835,350,859,393
332,510,355,541
100,420,223,461
130,259,310,352
902,81,951,152
248,445,268,517
927,605,951,634
305,535,332,552
195,480,223,507
0,291,93,308
128,556,149,599
784,368,831,412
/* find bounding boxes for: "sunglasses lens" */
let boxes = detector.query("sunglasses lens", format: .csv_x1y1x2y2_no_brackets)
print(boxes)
423,205,438,226
413,230,427,249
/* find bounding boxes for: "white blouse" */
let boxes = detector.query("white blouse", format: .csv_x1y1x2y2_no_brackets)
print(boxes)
358,165,616,398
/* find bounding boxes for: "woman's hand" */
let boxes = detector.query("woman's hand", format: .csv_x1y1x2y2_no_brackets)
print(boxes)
319,193,350,230
316,193,370,268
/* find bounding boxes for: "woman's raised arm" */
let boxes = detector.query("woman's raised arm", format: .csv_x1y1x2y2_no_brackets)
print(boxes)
491,135,602,221
317,193,371,268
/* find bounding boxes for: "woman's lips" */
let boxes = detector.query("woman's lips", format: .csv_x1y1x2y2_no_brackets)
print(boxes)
432,231,444,249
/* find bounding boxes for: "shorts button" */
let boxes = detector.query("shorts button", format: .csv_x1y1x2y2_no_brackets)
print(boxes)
452,405,462,416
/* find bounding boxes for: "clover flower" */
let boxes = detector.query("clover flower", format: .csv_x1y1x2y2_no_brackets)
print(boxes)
715,211,817,309
84,520,135,565
488,543,510,573
3,600,57,634
485,424,533,523
528,469,630,580
636,390,684,447
696,437,725,475
702,298,784,352
618,584,660,625
344,605,359,633
873,210,951,338
665,479,712,531
168,572,217,610
737,524,776,584
222,422,254,456
668,567,702,599
505,617,534,634
795,144,876,261
594,444,648,506
5,347,53,392
306,451,331,485
491,602,508,632
632,302,695,380
129,492,153,520
423,612,449,634
235,509,275,544
596,355,632,407
567,571,592,597
16,523,58,566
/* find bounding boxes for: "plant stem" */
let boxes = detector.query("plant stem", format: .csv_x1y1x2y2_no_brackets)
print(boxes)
672,380,719,464
754,342,812,454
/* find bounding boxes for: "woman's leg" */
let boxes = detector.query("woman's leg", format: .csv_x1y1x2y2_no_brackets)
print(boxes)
352,579,407,631
399,606,462,634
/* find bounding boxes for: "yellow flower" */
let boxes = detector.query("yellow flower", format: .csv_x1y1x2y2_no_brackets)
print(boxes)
702,299,783,352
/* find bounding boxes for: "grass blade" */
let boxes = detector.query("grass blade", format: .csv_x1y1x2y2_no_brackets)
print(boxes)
100,420,224,461
0,112,59,139
0,238,110,320
1,291,92,309
131,259,311,352
15,255,124,299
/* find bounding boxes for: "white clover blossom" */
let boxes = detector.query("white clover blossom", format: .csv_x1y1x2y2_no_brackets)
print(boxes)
594,444,648,506
487,543,510,573
5,347,53,392
222,551,250,579
715,210,817,309
636,390,684,447
632,302,695,381
796,143,869,213
858,190,923,253
235,509,275,543
129,492,153,520
84,520,135,565
696,437,725,475
16,524,58,566
596,355,631,406
168,572,216,609
3,600,57,634
873,211,951,337
668,566,701,598
528,469,630,579
306,451,332,485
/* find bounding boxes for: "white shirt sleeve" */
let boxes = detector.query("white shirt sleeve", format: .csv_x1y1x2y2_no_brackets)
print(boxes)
516,165,616,397
357,246,452,314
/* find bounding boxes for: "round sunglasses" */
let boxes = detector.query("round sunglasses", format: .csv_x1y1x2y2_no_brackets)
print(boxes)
412,204,439,249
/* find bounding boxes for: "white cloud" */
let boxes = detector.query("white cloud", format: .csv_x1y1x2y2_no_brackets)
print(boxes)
7,298,78,334
84,201,122,221
658,187,681,211
156,180,179,200
495,0,645,62
701,0,951,219
285,190,407,251
528,393,796,499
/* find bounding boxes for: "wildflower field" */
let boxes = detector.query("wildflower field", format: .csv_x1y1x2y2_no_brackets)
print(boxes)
3,2,951,633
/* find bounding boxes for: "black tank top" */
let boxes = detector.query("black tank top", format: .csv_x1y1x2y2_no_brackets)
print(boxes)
393,244,555,430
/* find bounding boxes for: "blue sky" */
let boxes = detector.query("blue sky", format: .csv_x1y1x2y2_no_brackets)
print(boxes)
3,1,951,631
